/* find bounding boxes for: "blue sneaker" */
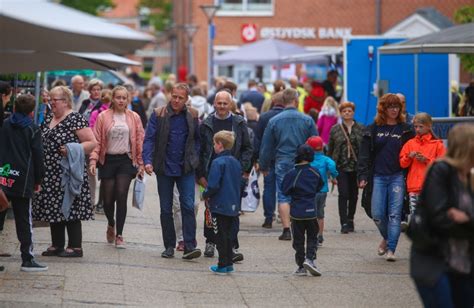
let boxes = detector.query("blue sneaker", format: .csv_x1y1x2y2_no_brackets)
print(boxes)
209,265,227,275
226,265,235,273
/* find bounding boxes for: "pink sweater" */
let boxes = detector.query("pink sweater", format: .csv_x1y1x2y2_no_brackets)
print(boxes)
317,107,339,145
89,103,110,128
90,109,144,168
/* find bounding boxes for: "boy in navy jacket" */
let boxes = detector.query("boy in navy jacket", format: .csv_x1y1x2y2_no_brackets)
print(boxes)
203,130,242,275
0,94,47,272
282,144,323,276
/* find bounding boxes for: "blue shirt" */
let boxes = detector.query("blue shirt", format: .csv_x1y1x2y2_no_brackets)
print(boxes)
165,112,188,176
259,107,318,170
309,152,338,193
374,124,403,176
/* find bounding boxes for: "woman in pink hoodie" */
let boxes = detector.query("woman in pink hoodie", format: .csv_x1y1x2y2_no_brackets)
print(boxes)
89,89,112,128
317,96,340,147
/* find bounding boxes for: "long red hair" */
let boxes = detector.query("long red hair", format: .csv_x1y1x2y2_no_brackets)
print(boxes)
374,93,406,125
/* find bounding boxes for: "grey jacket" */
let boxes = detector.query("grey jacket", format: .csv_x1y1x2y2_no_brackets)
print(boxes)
60,143,84,220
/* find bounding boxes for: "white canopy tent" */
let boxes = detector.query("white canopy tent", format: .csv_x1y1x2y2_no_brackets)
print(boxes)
0,0,154,53
281,49,343,64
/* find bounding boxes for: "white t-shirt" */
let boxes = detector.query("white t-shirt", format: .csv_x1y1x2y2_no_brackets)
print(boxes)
106,113,130,155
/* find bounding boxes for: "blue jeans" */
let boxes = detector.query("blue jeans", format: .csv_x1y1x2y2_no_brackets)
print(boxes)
371,172,404,252
415,274,453,308
156,173,197,251
263,166,277,220
275,160,293,204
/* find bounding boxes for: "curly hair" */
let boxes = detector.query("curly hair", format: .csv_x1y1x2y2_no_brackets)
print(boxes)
374,93,406,125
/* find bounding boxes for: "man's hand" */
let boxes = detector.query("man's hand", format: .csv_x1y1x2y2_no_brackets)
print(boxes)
137,166,145,179
198,177,208,188
447,208,470,224
358,180,367,188
145,164,154,175
262,170,269,177
242,172,250,179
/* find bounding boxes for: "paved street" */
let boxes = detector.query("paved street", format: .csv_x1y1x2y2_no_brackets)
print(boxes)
0,175,421,307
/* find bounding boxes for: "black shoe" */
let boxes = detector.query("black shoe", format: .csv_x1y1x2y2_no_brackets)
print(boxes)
262,218,273,229
41,246,64,257
204,243,215,258
0,265,4,272
182,248,201,260
278,230,291,241
232,249,244,263
58,248,83,258
341,224,350,234
347,220,355,232
161,247,174,258
20,260,48,272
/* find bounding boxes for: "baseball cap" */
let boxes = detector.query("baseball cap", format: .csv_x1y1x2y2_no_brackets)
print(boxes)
306,136,323,151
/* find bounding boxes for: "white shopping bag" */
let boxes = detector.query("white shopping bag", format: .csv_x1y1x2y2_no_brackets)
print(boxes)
241,168,260,212
132,176,146,211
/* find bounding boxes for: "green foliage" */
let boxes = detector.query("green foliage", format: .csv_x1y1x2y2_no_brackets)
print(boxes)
138,0,173,32
454,5,474,74
60,0,114,16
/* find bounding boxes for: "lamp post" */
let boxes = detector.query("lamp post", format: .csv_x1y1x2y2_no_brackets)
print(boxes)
184,24,199,75
200,4,220,86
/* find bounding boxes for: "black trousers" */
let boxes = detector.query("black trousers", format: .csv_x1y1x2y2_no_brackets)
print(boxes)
291,218,319,267
8,196,34,262
0,209,6,231
337,171,359,226
50,220,82,249
205,210,240,249
213,213,234,268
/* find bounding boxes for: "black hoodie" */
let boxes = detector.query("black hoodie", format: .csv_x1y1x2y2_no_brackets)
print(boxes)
0,113,45,198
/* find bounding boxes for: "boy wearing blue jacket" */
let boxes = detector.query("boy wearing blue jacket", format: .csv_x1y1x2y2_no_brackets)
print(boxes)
203,131,242,275
0,94,47,272
282,144,323,276
306,136,338,245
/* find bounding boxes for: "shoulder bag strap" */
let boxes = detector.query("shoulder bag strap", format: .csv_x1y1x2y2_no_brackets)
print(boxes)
339,123,357,162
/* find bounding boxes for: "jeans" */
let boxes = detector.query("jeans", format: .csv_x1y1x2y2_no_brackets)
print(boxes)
275,160,293,204
156,173,197,252
262,166,277,220
371,172,404,253
337,171,358,226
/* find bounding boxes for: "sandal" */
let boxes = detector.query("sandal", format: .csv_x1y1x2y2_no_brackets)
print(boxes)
58,248,83,258
41,246,64,256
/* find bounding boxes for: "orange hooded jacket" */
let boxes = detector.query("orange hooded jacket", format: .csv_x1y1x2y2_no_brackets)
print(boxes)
400,133,446,193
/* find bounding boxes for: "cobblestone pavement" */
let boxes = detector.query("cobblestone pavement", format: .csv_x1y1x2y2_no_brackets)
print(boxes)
0,175,421,307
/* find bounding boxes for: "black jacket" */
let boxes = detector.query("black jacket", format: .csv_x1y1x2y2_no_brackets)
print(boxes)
357,122,414,182
410,161,474,286
0,113,45,198
197,114,253,179
78,98,102,116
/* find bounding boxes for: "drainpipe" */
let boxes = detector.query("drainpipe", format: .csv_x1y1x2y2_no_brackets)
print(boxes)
375,0,382,34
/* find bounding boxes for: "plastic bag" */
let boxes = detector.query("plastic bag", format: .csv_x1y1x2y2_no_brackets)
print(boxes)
241,168,260,212
132,176,146,211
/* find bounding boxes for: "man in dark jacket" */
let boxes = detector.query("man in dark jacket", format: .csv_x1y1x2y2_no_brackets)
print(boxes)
198,90,253,259
0,94,47,272
143,83,201,260
238,79,265,112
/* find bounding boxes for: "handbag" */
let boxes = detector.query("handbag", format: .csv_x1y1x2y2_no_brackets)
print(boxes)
241,168,260,212
361,179,373,219
132,176,146,211
0,188,8,212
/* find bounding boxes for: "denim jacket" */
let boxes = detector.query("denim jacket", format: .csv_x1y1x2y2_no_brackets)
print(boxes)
259,107,318,170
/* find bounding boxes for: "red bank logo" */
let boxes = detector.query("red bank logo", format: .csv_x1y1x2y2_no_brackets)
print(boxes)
241,24,257,43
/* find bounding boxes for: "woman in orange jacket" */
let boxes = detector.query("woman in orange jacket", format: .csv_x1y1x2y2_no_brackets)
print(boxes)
399,112,445,218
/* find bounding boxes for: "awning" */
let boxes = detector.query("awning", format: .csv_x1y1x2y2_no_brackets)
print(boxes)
379,23,474,54
281,48,343,64
0,0,154,53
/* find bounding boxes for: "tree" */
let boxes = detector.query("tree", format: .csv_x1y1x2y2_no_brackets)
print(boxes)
59,0,114,16
138,0,173,33
454,5,474,74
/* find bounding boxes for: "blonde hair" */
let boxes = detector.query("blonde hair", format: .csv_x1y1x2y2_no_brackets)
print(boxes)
375,93,406,125
322,96,340,116
243,103,259,121
101,89,113,105
50,86,73,108
444,123,474,171
213,130,235,150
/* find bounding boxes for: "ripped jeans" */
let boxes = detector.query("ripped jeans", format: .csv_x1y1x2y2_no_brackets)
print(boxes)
371,172,405,253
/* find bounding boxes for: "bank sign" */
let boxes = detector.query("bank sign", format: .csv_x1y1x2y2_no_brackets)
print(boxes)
241,24,352,42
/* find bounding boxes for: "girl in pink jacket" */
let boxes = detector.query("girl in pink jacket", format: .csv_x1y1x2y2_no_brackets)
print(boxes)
317,96,340,146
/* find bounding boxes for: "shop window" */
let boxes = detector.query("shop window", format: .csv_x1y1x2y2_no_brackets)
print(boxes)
217,0,273,15
143,57,154,73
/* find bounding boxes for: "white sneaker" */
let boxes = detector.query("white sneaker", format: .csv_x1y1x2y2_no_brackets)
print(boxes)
386,251,396,262
303,259,321,276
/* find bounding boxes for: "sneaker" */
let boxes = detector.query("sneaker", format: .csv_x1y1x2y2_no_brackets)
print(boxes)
262,218,272,229
176,241,185,251
303,259,322,277
115,235,126,249
317,235,324,246
204,243,215,258
20,260,48,272
161,247,174,258
95,203,104,214
209,265,227,275
378,240,387,256
183,248,201,260
386,250,396,262
347,220,355,232
106,225,115,244
293,266,307,276
400,221,409,233
341,224,350,234
232,249,244,263
278,230,291,241
226,265,235,273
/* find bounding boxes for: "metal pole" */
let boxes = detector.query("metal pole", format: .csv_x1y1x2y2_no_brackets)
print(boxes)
189,39,194,74
208,22,213,86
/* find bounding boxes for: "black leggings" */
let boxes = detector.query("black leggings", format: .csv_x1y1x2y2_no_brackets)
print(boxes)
50,220,82,249
102,174,133,236
337,171,359,226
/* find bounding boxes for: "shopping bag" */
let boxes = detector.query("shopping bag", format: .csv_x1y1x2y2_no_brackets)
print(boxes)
241,168,260,212
132,176,146,211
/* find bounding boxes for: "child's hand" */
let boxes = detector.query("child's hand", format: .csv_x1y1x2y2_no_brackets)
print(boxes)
408,151,418,158
415,153,427,163
331,179,338,185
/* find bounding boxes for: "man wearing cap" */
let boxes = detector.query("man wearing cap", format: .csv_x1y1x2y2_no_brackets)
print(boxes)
259,88,318,241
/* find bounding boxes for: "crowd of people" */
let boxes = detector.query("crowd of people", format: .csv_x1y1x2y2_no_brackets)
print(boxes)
0,72,473,306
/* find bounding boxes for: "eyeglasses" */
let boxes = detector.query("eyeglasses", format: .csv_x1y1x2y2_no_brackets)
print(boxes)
51,98,66,103
387,105,400,110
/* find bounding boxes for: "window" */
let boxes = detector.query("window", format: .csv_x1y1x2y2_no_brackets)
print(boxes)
217,0,273,15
